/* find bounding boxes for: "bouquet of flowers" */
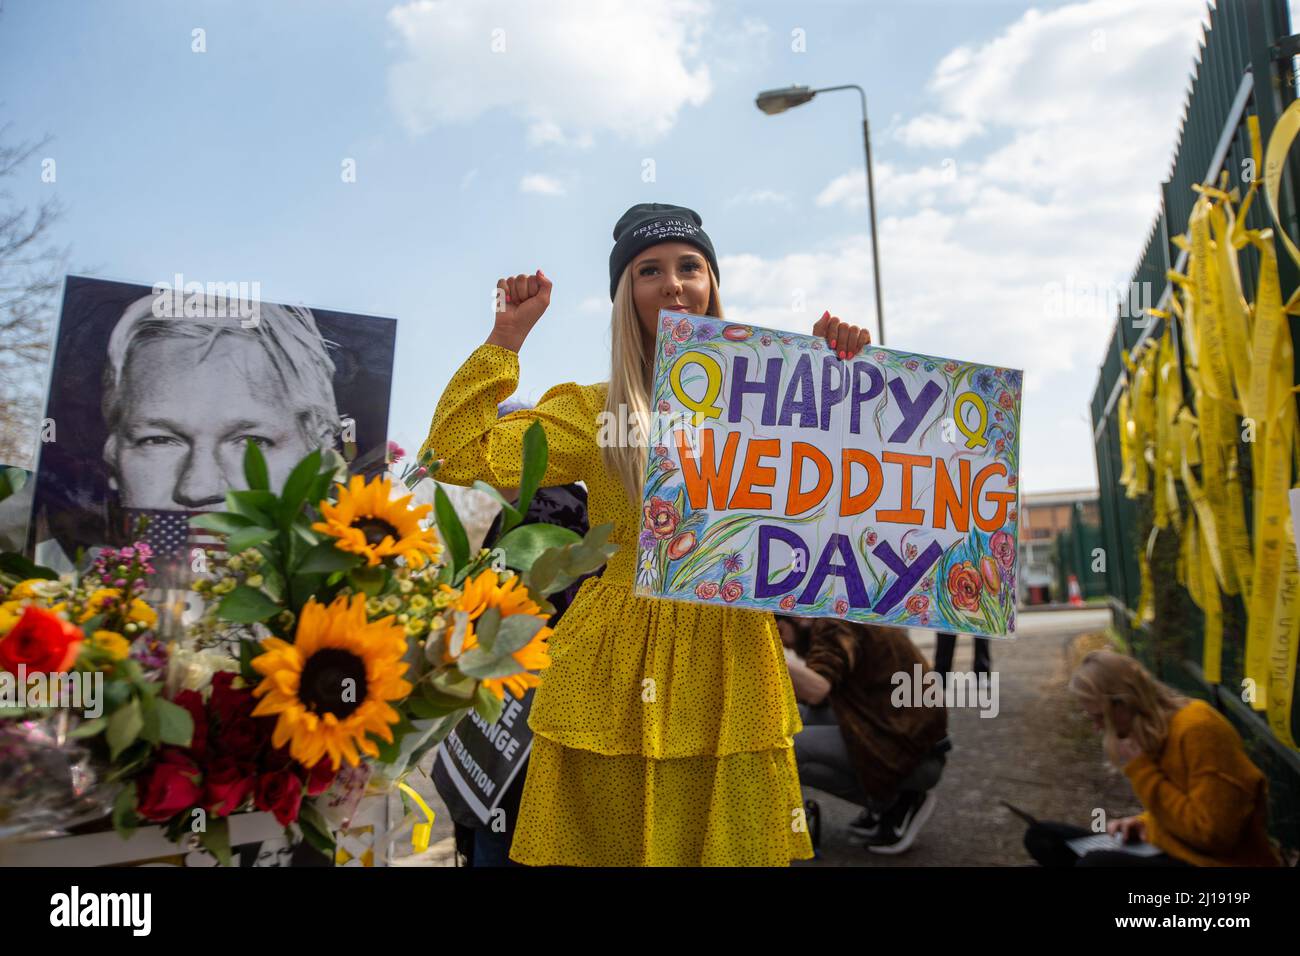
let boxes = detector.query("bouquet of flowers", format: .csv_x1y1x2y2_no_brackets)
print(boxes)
0,540,190,842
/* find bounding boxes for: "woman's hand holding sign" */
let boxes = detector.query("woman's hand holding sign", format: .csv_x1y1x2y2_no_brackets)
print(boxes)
487,269,552,353
812,310,872,360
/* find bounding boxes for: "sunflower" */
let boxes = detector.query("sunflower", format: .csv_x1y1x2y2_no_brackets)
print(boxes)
250,594,413,770
445,568,552,700
312,474,443,569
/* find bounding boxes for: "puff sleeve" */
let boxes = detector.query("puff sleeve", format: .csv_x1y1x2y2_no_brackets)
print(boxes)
420,343,597,489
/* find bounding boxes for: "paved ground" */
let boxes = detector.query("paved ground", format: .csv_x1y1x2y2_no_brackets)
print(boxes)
389,607,1134,867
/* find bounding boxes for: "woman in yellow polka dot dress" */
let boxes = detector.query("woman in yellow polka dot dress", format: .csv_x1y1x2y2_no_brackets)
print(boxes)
421,203,875,866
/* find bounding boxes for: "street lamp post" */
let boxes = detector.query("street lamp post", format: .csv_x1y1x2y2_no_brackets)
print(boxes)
756,83,886,346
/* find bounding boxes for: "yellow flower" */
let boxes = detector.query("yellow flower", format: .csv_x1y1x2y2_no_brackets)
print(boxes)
311,474,442,569
0,600,23,634
250,594,413,770
127,598,157,629
9,579,48,601
91,630,131,661
79,588,122,622
447,569,552,701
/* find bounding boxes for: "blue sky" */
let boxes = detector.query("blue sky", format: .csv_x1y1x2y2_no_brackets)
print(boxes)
1,0,1239,492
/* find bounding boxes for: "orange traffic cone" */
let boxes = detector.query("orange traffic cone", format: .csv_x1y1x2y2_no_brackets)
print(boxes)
1067,574,1084,607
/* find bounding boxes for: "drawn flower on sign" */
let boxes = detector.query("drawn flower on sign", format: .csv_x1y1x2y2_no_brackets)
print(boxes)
944,361,958,373
906,594,929,616
760,334,772,346
643,496,680,539
719,580,743,603
722,552,744,574
658,400,672,413
905,359,919,371
638,529,658,550
874,351,886,362
947,561,983,613
865,530,878,546
1008,473,1018,487
695,581,720,600
980,556,1001,594
654,445,669,458
995,438,1005,452
723,325,752,341
662,316,675,330
780,594,797,610
664,341,677,358
905,542,918,562
695,323,717,340
658,459,677,473
834,598,849,615
990,531,1016,570
667,531,697,560
999,391,1014,409
671,318,694,342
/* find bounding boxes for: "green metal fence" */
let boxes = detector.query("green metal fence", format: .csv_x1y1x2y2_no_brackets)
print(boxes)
1088,0,1300,855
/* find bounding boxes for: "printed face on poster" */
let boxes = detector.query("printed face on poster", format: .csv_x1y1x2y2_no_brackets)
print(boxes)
634,311,1022,638
26,276,396,590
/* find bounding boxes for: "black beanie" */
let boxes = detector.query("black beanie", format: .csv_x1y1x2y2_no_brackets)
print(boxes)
609,202,719,301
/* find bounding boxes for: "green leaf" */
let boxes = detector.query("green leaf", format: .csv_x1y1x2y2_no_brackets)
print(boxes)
0,552,59,580
279,449,323,525
189,512,255,535
68,715,107,739
495,523,582,571
225,489,280,526
199,817,232,867
107,698,144,760
471,481,523,536
112,782,139,837
475,606,502,652
430,667,478,700
153,697,195,747
0,466,28,503
405,693,466,719
458,646,526,680
472,683,505,724
515,421,548,520
239,638,260,683
243,440,270,491
217,584,282,623
434,483,469,574
297,540,362,574
297,802,336,859
493,614,546,655
226,525,277,553
348,565,386,597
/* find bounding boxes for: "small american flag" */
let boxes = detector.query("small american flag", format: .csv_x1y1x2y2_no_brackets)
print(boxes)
122,509,227,584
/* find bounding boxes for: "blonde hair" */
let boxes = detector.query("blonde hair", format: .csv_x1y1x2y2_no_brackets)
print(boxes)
1068,650,1189,766
600,260,724,506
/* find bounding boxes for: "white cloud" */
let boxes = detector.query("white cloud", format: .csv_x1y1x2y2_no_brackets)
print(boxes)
727,188,791,206
519,173,566,195
893,113,985,149
749,0,1212,491
387,0,716,146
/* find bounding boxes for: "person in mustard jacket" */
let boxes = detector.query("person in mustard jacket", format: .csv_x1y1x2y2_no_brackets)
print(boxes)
1026,649,1281,866
421,202,873,866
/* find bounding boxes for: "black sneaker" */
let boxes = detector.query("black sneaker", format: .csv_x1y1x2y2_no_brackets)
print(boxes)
846,807,884,845
865,790,937,856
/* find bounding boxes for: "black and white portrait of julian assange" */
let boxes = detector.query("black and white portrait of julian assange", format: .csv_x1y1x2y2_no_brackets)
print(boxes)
27,276,396,590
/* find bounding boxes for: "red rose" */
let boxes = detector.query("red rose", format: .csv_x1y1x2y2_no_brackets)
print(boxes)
0,606,83,674
643,496,681,539
254,769,304,826
905,594,929,616
834,598,849,615
947,561,983,613
719,580,743,603
301,758,338,797
779,594,797,610
209,671,254,724
203,756,255,817
219,714,266,759
171,689,207,759
695,581,720,600
671,318,694,342
999,391,1014,409
136,748,203,822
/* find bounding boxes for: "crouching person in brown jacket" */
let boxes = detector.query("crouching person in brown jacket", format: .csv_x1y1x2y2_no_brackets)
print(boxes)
778,615,950,856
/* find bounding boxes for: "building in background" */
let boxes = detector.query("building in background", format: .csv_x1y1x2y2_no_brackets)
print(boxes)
1018,489,1102,606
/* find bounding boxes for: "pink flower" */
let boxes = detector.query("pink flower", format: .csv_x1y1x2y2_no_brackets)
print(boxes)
658,459,677,473
999,391,1014,409
695,581,720,600
671,318,694,342
720,580,744,603
655,445,669,457
905,543,918,562
664,341,677,357
990,531,1015,571
865,530,878,546
662,316,675,330
906,594,929,616
944,362,958,373
658,400,672,413
779,594,797,610
905,359,919,370
760,335,772,346
834,598,849,615
947,561,983,613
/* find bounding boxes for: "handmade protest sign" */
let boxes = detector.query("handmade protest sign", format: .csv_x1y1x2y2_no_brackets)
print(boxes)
633,311,1022,637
